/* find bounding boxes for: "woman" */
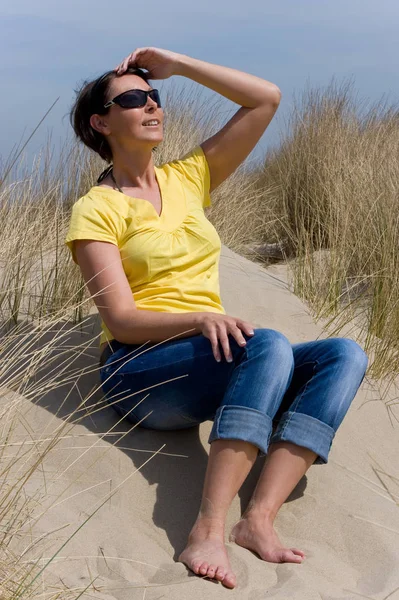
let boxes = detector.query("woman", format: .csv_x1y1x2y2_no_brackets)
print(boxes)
65,47,368,589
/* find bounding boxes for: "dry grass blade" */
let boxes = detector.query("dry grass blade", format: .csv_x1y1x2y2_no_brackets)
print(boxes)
2,70,399,599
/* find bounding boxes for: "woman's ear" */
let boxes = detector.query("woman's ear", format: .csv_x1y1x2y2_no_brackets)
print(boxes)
90,113,110,135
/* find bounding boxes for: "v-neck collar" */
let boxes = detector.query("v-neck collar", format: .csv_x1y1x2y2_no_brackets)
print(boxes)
92,165,165,219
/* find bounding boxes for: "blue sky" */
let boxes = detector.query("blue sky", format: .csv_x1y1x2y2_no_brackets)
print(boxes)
1,0,398,172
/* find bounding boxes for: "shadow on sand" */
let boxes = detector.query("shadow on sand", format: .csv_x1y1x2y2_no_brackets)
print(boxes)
13,318,308,560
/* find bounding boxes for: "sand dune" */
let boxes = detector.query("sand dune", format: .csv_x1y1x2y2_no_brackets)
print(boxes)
2,244,398,599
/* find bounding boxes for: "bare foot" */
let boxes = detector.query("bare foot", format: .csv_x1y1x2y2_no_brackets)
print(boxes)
178,518,237,589
230,514,306,564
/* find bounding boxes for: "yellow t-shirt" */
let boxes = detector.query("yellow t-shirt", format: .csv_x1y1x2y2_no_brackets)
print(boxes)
64,144,226,347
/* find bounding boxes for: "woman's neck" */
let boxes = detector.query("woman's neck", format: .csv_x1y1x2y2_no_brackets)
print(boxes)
111,147,156,189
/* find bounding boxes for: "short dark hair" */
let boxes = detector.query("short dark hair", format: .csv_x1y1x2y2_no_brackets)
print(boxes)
69,66,152,165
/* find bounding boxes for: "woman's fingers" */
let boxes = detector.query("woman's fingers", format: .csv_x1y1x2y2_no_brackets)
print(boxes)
114,54,130,74
218,329,232,362
210,333,221,362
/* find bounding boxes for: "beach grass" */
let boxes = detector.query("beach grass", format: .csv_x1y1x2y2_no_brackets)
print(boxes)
0,74,398,596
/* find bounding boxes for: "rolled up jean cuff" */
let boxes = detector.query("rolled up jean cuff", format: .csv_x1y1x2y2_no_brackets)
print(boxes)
270,410,335,464
208,405,273,456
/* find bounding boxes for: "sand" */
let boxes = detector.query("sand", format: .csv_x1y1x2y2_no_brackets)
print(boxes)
1,244,398,599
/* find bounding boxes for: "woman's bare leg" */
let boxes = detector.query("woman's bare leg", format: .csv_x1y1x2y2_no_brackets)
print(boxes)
178,438,258,589
230,441,317,562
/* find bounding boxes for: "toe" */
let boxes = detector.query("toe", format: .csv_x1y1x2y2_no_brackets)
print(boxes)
222,571,237,589
282,549,303,563
215,567,225,581
191,560,202,574
199,562,209,575
207,564,217,578
291,548,306,557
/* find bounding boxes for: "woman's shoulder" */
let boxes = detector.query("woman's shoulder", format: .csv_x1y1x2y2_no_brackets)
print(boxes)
164,144,205,173
83,185,123,205
70,187,128,219
162,145,209,185
163,144,211,206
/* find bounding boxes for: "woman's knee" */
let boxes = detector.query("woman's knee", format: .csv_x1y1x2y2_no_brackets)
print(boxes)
247,328,294,382
328,338,368,374
252,328,293,359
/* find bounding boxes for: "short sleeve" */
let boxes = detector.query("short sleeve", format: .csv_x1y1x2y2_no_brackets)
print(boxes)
170,144,212,208
64,196,120,265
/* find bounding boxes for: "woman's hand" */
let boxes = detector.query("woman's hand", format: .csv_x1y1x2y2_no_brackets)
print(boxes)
114,47,183,80
197,313,255,363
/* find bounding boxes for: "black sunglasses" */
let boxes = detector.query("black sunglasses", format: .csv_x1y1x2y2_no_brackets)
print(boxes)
104,88,162,109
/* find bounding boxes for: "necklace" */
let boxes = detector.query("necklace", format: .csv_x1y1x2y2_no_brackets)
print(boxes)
110,168,124,194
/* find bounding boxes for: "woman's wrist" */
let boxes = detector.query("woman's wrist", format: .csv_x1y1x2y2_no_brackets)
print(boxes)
173,53,193,77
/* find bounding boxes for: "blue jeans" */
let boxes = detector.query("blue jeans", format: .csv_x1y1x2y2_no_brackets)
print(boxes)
99,329,368,464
